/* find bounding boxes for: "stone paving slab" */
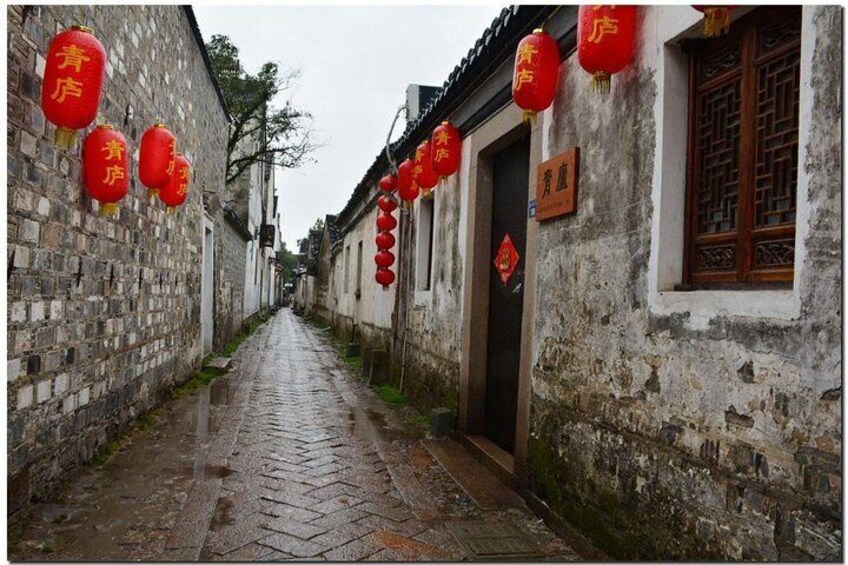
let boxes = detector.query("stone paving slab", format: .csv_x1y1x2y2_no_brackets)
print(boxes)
8,309,580,562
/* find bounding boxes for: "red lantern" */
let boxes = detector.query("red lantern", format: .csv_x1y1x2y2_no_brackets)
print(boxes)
377,194,398,213
375,250,395,269
512,28,560,121
375,231,396,250
160,153,190,213
397,158,419,202
375,268,395,288
577,6,637,94
376,211,397,231
41,26,107,149
430,121,461,177
414,141,439,193
379,174,397,192
692,6,735,37
139,123,176,199
82,124,129,216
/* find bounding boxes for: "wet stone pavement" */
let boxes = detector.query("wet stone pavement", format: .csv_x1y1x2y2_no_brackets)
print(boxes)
10,309,579,561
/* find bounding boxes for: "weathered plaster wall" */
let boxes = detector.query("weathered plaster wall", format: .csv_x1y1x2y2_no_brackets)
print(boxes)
330,195,396,348
6,5,228,512
398,172,465,413
528,6,842,560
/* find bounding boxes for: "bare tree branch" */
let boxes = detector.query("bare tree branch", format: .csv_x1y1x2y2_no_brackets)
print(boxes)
206,35,320,188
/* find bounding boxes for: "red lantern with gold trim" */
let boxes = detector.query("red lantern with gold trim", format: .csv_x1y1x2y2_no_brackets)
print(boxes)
375,231,396,250
41,26,107,149
379,174,397,193
375,268,395,289
692,6,735,37
376,211,397,231
512,28,560,121
430,121,461,177
414,141,439,193
160,153,190,213
83,124,129,216
139,123,176,199
375,250,395,269
377,194,398,213
397,158,419,202
577,6,637,94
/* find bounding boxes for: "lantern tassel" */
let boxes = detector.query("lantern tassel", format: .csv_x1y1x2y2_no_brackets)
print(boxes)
99,203,118,217
166,206,176,215
702,7,731,37
591,72,611,95
54,127,77,149
148,188,160,200
522,110,537,125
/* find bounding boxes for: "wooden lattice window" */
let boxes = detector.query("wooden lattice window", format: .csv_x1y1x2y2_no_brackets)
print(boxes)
684,7,801,287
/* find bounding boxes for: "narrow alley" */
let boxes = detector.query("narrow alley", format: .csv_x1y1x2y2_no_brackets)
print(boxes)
10,309,579,561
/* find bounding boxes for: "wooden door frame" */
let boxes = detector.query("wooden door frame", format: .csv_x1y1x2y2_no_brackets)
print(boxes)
459,102,543,488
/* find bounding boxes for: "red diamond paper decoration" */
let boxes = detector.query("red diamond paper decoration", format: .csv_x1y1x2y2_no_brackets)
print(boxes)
493,233,520,286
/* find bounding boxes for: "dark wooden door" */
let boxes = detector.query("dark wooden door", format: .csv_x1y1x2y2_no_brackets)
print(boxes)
484,133,530,453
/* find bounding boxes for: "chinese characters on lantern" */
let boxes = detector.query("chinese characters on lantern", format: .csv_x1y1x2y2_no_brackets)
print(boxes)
41,26,107,148
511,28,560,122
430,121,461,178
577,6,637,94
83,125,129,216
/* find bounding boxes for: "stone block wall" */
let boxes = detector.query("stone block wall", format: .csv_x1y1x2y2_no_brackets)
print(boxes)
213,214,248,351
7,5,229,512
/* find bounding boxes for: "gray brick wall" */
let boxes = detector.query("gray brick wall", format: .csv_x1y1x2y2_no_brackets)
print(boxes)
213,214,248,351
7,5,229,512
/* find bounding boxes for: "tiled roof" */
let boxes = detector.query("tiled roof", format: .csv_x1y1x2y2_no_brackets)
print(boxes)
182,6,231,121
325,214,340,246
336,5,555,226
222,203,253,241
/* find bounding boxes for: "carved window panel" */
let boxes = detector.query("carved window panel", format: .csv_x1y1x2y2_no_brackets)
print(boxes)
685,6,801,286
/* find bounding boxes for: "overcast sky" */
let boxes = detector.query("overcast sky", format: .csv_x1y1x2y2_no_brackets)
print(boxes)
193,5,506,251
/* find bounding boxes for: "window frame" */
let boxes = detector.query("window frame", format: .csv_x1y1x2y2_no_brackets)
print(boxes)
682,6,801,289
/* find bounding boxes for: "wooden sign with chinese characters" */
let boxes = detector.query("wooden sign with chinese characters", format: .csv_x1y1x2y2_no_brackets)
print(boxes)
535,147,580,221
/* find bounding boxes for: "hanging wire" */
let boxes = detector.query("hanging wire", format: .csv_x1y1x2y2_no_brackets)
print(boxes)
384,103,408,175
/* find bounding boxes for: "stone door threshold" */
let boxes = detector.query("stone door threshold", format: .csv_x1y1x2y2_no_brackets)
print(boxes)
455,432,516,487
421,437,525,511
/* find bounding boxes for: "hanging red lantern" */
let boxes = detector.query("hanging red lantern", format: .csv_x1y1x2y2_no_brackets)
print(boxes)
41,26,107,149
430,121,461,177
82,124,129,217
577,6,637,94
414,141,439,193
160,153,190,213
139,123,176,199
377,194,398,213
379,174,397,193
375,268,396,289
692,6,735,37
375,231,396,250
375,250,395,269
512,28,560,121
397,158,420,202
376,211,397,231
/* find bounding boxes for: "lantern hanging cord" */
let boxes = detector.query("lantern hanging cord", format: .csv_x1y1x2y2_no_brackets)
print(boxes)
384,103,408,175
540,4,564,31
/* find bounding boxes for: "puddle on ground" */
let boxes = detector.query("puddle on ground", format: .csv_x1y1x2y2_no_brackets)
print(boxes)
210,379,232,406
209,496,235,530
9,375,237,562
348,406,386,442
178,464,234,480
